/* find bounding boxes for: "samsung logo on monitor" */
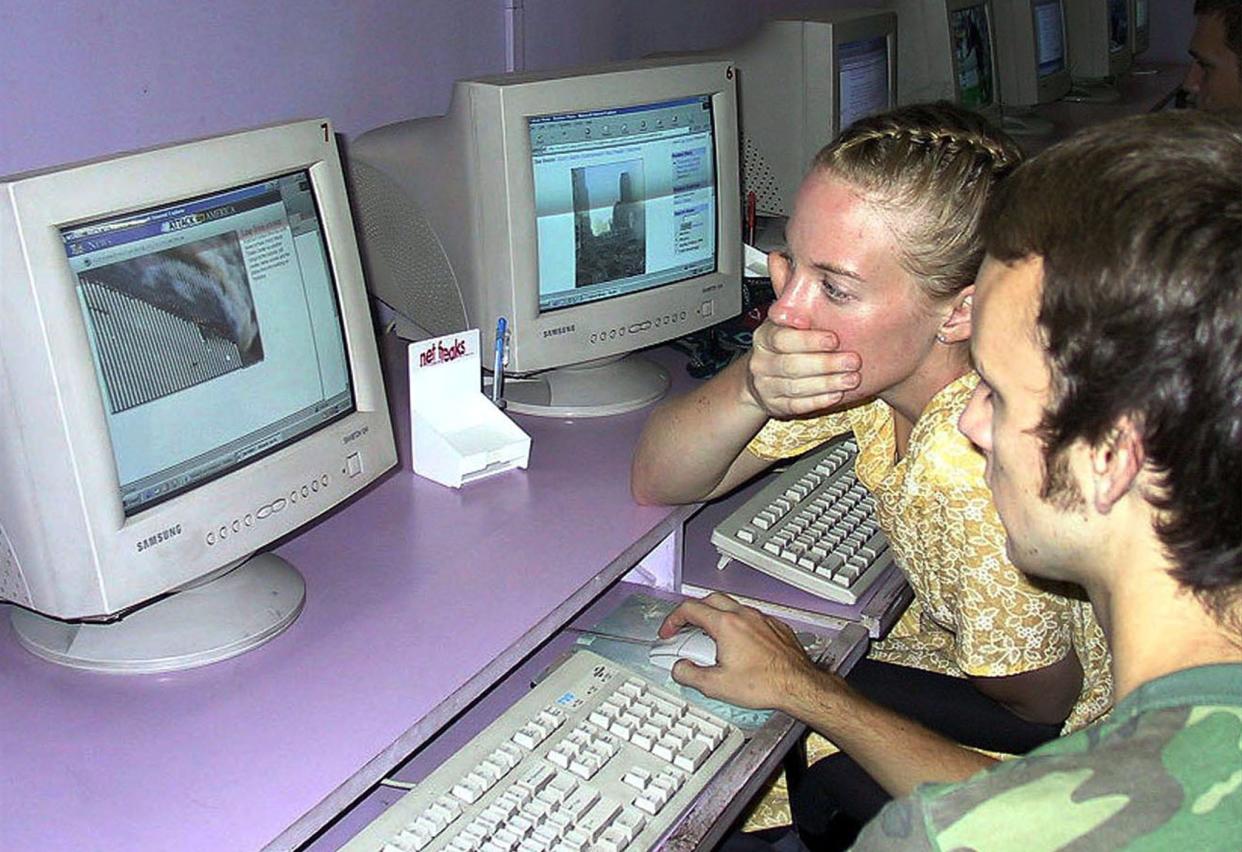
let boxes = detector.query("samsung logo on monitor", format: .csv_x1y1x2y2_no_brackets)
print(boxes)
543,324,576,338
136,523,182,553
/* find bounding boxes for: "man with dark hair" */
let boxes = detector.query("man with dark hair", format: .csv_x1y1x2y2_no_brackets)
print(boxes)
1187,0,1242,110
659,110,1242,849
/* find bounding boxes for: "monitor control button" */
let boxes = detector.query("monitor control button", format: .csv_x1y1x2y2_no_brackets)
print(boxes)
232,519,241,533
206,531,216,546
346,453,362,478
301,485,310,498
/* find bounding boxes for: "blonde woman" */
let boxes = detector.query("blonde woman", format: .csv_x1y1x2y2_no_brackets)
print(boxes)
631,103,1111,849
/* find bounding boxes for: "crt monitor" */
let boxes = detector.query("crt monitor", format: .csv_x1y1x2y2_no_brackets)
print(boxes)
0,120,397,673
347,59,742,418
994,0,1073,107
887,0,1004,124
1065,0,1133,81
651,12,897,218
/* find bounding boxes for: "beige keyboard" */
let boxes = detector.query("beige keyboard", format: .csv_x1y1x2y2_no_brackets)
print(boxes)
342,649,745,851
711,437,894,604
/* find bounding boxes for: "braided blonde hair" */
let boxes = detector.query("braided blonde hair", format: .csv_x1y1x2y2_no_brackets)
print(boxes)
811,102,1023,300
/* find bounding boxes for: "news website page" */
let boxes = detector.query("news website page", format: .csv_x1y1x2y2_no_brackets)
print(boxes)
530,95,718,312
61,172,352,514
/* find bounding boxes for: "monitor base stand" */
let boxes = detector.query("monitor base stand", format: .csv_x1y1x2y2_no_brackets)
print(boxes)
10,554,305,674
1063,79,1122,104
499,353,671,418
1001,108,1055,137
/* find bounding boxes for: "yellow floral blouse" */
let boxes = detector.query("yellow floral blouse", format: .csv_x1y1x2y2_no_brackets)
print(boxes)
747,372,1112,732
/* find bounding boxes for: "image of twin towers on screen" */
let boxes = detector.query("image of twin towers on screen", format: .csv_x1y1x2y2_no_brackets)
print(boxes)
530,95,719,312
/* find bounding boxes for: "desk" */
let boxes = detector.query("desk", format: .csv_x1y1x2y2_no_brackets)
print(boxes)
0,340,865,851
1023,63,1186,154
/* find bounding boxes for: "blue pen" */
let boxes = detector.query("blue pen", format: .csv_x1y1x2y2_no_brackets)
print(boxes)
492,317,507,407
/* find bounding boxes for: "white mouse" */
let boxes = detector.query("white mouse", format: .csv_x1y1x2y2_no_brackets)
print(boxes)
648,627,718,671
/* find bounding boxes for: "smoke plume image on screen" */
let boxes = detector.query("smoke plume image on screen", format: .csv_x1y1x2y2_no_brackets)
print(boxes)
571,159,647,288
76,233,265,413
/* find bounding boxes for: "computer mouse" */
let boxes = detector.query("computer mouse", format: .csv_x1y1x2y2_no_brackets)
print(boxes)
648,627,717,671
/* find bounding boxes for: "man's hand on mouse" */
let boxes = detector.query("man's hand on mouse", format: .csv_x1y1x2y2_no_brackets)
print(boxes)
657,593,824,711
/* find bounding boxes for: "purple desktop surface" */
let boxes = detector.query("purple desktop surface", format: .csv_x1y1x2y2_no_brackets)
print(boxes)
0,341,696,851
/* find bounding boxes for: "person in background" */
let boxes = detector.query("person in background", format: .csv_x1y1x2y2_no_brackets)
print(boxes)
1186,0,1242,110
662,109,1242,851
631,103,1110,848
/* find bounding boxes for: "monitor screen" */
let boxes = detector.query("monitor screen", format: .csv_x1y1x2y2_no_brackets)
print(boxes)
1034,0,1067,78
951,4,997,110
838,35,892,133
1108,0,1129,53
530,96,717,313
62,173,353,516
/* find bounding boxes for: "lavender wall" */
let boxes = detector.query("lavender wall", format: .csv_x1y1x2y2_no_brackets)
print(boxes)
0,0,1194,177
0,0,882,177
0,1,503,176
521,0,885,71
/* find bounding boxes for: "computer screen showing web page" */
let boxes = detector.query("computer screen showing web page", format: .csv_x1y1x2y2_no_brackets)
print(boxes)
530,95,718,313
952,3,997,110
1035,0,1067,78
838,36,891,134
61,172,353,515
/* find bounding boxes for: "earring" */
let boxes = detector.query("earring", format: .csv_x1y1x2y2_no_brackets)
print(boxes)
936,333,949,344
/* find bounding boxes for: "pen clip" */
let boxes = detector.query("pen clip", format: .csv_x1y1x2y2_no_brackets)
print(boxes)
491,317,507,407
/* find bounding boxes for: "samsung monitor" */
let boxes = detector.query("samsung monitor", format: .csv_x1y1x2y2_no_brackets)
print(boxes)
887,0,1004,124
995,0,1073,105
1065,0,1133,83
991,0,1072,135
347,59,742,418
649,13,897,217
0,120,397,673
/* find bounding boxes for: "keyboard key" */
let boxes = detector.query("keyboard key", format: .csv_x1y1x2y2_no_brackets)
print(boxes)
674,739,712,771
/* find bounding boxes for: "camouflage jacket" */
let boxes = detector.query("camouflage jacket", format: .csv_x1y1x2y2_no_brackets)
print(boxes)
851,664,1242,850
